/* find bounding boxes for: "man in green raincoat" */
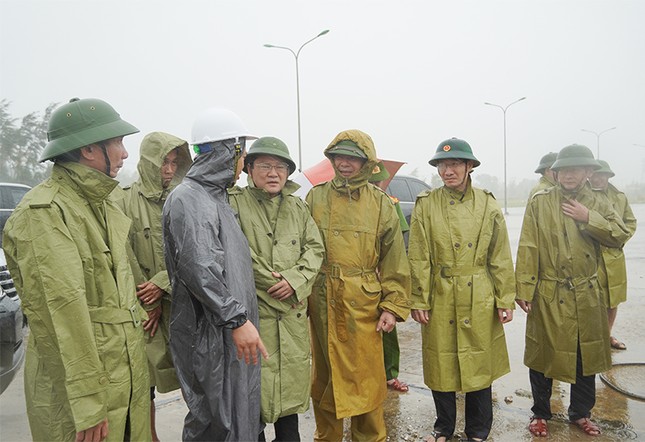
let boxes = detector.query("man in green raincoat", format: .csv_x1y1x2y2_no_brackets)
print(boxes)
516,145,631,438
589,160,637,351
530,152,558,197
120,131,192,440
306,130,411,442
228,136,324,441
409,138,515,442
2,98,150,442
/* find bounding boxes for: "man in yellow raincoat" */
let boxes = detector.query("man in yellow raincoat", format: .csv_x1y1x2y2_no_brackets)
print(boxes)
306,129,411,442
529,152,558,197
121,131,192,440
516,145,631,438
228,136,324,441
3,98,150,441
589,159,637,350
409,138,515,442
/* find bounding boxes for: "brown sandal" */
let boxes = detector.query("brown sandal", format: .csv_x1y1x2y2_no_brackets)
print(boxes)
529,418,548,437
572,417,601,436
610,336,627,350
387,378,409,392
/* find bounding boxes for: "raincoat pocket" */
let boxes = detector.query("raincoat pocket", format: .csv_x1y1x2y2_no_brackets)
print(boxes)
537,279,557,303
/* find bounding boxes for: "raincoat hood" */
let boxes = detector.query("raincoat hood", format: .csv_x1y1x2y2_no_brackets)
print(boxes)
185,139,241,195
59,161,119,203
324,130,377,191
136,132,191,200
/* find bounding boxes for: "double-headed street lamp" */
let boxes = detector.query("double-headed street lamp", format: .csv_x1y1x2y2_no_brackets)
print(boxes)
264,29,330,172
484,96,527,215
581,127,617,159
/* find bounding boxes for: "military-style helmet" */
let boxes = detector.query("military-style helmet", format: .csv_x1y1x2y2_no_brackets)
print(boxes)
244,136,296,175
429,137,480,168
535,152,558,174
594,159,615,177
369,161,390,183
40,97,139,162
550,144,600,171
326,140,367,159
191,108,256,147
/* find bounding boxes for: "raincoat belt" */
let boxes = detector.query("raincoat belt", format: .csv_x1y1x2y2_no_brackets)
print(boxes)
435,265,487,278
89,304,142,327
539,273,598,290
323,263,377,279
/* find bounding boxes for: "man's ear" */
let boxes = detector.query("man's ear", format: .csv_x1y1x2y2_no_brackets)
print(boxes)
79,145,96,161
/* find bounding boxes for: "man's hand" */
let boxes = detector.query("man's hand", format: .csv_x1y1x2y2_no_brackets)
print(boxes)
232,321,269,365
143,305,162,337
561,199,589,223
497,308,513,324
516,299,532,314
411,309,430,325
376,310,397,333
267,271,295,301
136,281,164,305
75,418,108,442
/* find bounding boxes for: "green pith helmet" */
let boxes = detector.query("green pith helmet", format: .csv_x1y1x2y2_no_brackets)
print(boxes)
327,139,368,159
369,161,390,183
550,144,600,171
535,152,558,174
594,159,615,177
429,137,480,167
244,136,296,175
40,97,139,162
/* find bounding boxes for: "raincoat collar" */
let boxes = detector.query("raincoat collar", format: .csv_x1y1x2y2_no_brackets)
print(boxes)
442,176,474,202
245,175,300,199
324,129,377,194
54,161,119,203
559,180,592,200
135,132,191,201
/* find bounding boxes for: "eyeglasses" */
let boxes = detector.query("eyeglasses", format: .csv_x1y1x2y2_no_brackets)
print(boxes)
437,160,464,172
254,162,289,173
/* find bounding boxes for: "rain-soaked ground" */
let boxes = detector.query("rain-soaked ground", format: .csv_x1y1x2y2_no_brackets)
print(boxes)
1,204,644,441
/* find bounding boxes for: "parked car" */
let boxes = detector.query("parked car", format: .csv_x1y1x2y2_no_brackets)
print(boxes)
385,175,431,245
0,183,31,247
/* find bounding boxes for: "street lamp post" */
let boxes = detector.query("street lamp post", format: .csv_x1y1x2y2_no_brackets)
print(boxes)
484,96,527,215
581,127,616,159
264,30,330,172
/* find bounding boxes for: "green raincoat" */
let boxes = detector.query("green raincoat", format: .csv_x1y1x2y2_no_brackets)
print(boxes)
408,180,515,393
228,178,324,423
305,130,411,419
120,132,192,392
529,175,556,198
595,183,637,308
2,162,150,441
516,184,631,382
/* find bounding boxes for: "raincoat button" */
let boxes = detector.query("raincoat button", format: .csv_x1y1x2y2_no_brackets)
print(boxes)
297,313,302,318
350,301,355,306
334,231,339,236
268,232,273,237
559,300,564,304
449,319,454,325
588,283,593,288
144,232,150,239
330,299,335,305
418,287,422,291
454,243,460,248
531,276,536,280
99,376,108,385
467,282,472,287
292,239,297,245
450,200,455,205
464,319,470,324
274,240,278,245
354,232,359,237
277,315,282,321
468,243,473,247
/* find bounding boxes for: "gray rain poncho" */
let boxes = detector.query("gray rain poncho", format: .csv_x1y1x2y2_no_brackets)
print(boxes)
162,139,262,441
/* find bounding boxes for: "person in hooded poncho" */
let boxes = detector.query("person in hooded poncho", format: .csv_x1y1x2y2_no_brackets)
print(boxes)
228,136,325,441
516,145,632,438
120,131,192,441
305,129,411,442
162,108,268,441
3,98,150,442
409,138,515,442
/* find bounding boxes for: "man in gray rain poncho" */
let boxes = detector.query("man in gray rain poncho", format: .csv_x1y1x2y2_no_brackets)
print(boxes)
163,108,268,441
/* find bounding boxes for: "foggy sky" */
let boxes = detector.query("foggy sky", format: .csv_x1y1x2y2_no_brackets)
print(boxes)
2,0,644,187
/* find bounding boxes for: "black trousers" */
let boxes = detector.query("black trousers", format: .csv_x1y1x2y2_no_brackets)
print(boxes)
529,345,596,422
258,414,300,442
431,386,493,440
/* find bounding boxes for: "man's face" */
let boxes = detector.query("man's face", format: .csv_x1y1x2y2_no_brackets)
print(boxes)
332,154,366,179
589,172,610,190
83,136,128,178
247,154,289,197
557,166,593,191
161,149,179,189
437,159,472,192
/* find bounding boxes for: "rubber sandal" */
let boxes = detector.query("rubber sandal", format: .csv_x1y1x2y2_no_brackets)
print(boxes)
424,431,450,442
387,378,409,392
572,417,601,436
610,336,627,350
529,418,548,437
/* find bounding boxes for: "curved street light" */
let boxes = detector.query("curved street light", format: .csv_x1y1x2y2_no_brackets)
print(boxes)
581,127,616,159
484,96,527,215
264,30,330,172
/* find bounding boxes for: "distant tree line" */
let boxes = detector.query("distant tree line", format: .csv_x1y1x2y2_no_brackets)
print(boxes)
0,99,56,186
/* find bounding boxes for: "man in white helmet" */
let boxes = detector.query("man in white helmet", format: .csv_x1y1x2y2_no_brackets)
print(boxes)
163,108,268,441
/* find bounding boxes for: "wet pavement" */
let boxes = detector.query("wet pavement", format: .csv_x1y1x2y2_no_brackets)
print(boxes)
1,204,644,441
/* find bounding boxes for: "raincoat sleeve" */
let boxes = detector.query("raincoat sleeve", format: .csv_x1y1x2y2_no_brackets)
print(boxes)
580,203,631,248
408,196,432,311
515,200,539,302
4,205,109,432
164,194,247,327
487,207,516,309
149,270,171,294
377,196,411,321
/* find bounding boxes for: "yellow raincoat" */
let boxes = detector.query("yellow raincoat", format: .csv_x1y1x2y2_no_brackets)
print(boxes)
3,162,150,441
305,130,411,419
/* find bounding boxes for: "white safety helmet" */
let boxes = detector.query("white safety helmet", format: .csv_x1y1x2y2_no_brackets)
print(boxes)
191,108,257,145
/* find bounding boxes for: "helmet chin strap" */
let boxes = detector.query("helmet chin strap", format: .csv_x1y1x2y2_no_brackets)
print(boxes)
98,142,111,176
